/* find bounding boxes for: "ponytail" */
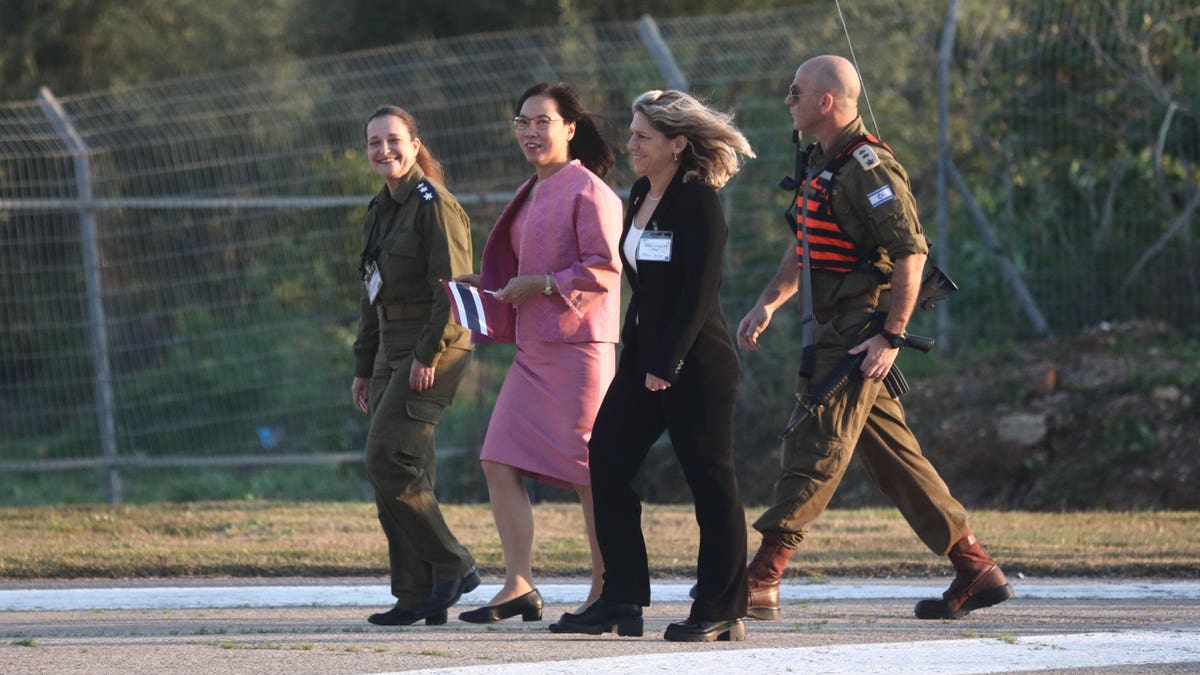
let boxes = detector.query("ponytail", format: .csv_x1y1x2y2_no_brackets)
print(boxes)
414,144,445,186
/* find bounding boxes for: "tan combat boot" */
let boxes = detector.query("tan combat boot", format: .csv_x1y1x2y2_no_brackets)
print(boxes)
746,533,795,620
915,529,1014,619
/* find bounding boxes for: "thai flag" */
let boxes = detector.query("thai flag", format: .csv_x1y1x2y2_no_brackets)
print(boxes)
441,280,498,337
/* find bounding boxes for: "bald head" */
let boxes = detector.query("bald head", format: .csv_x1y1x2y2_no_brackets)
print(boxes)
799,55,861,113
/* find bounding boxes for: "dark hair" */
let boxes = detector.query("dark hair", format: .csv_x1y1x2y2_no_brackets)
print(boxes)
516,83,614,179
364,106,446,186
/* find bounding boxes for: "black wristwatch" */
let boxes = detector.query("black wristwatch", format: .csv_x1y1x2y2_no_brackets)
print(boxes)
880,328,907,349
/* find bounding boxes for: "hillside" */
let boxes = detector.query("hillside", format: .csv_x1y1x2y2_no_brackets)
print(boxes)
900,320,1198,510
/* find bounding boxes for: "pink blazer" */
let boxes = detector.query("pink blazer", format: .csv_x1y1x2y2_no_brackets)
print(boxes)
476,160,623,344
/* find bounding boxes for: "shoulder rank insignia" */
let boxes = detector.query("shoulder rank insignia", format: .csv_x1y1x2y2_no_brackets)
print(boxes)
853,145,881,170
414,178,440,203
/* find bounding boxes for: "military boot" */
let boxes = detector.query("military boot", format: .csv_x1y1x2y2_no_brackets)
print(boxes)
915,529,1013,619
746,533,795,620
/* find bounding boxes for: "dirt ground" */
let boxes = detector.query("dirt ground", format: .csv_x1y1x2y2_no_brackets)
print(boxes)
3,583,1199,674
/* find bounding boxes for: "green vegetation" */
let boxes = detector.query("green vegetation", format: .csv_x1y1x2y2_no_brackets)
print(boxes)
0,0,811,101
1,1,1197,511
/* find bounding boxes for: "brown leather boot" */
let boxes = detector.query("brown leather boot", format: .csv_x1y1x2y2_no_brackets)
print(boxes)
915,529,1013,619
746,533,795,620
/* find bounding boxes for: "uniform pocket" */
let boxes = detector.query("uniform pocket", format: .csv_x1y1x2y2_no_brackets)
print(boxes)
387,232,420,258
406,398,447,425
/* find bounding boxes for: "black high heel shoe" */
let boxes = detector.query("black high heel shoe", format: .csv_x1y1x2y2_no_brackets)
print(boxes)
367,604,449,626
459,589,543,623
547,597,643,636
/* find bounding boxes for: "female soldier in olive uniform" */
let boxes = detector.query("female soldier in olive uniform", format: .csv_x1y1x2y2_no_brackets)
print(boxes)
351,106,479,626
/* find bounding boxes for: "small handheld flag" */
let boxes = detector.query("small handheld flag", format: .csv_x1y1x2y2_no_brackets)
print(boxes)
442,280,498,336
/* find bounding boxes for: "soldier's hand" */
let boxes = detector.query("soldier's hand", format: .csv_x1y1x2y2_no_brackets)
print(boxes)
453,273,482,288
737,304,773,351
848,335,898,382
351,376,370,414
409,359,435,392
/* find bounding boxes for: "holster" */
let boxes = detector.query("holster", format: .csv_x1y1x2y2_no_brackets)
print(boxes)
798,344,817,379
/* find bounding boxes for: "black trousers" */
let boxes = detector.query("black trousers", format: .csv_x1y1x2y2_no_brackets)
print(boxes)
588,366,748,622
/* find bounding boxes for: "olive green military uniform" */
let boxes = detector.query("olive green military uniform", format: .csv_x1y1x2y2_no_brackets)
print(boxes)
753,117,970,557
353,165,475,607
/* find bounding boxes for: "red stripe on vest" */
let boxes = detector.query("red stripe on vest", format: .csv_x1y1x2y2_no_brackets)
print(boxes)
795,134,891,273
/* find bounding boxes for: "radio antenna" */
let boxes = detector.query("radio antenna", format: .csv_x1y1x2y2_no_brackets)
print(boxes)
834,0,882,139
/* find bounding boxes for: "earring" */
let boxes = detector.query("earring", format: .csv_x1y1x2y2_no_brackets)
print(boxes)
673,152,679,163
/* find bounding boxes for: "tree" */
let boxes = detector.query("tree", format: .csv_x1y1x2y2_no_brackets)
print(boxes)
0,0,300,100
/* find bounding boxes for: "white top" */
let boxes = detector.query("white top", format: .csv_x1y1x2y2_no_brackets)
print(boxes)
624,223,646,274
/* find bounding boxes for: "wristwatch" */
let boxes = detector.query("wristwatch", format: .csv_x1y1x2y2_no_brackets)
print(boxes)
542,273,553,296
880,328,907,349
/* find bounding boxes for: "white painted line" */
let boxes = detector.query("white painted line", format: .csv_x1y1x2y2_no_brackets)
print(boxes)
380,631,1200,675
2,581,1198,611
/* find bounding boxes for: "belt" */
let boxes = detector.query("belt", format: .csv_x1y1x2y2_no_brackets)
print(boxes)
378,302,432,321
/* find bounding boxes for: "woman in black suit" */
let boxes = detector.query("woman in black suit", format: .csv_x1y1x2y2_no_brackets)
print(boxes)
548,90,756,642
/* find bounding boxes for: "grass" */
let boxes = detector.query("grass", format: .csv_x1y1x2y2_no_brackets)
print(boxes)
1,501,1197,579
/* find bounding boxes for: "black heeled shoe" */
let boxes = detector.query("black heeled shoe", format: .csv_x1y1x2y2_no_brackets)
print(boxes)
547,597,643,636
459,589,543,623
367,604,449,626
663,617,745,642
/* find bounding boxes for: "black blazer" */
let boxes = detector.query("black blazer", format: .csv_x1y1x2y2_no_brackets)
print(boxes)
618,168,739,385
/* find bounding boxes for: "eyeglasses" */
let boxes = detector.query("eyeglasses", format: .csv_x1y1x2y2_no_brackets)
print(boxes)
513,116,565,131
786,85,814,103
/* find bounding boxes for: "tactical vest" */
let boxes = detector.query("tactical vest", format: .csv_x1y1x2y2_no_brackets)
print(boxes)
793,134,892,274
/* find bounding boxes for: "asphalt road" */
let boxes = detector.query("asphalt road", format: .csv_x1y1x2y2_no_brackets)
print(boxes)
2,579,1199,674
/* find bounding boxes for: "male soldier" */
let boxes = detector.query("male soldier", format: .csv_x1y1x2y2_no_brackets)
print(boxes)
736,55,1012,621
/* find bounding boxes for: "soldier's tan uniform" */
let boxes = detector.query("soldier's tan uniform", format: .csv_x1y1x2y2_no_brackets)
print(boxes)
754,117,970,556
353,165,475,608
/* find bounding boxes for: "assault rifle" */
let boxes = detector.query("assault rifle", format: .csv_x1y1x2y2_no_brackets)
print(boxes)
777,266,957,441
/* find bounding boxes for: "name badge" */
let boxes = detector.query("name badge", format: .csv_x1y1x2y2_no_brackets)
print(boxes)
636,230,673,262
364,261,383,303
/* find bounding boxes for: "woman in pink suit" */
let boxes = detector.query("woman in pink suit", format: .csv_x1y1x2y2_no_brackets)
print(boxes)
455,82,622,624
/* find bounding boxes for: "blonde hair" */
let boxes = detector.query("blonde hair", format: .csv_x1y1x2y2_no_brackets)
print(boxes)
631,90,756,189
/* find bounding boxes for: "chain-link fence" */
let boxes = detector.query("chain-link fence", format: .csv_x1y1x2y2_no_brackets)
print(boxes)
1,0,1197,504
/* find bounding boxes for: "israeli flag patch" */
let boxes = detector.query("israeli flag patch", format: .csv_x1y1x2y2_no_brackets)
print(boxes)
867,184,895,208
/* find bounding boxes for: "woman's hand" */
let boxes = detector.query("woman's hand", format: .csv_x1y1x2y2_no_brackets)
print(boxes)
351,376,370,414
453,273,482,288
493,274,549,304
409,359,435,392
645,373,671,392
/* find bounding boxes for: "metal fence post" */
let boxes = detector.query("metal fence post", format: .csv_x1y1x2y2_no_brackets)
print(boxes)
637,14,689,92
936,0,962,351
36,87,121,504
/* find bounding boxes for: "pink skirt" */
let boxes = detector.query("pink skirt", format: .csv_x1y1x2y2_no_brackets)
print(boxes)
480,341,615,488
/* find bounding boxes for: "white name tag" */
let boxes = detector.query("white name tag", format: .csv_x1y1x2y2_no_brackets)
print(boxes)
636,230,673,262
365,262,383,303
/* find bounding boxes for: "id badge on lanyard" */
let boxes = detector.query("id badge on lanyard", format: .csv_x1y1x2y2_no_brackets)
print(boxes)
364,261,383,304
